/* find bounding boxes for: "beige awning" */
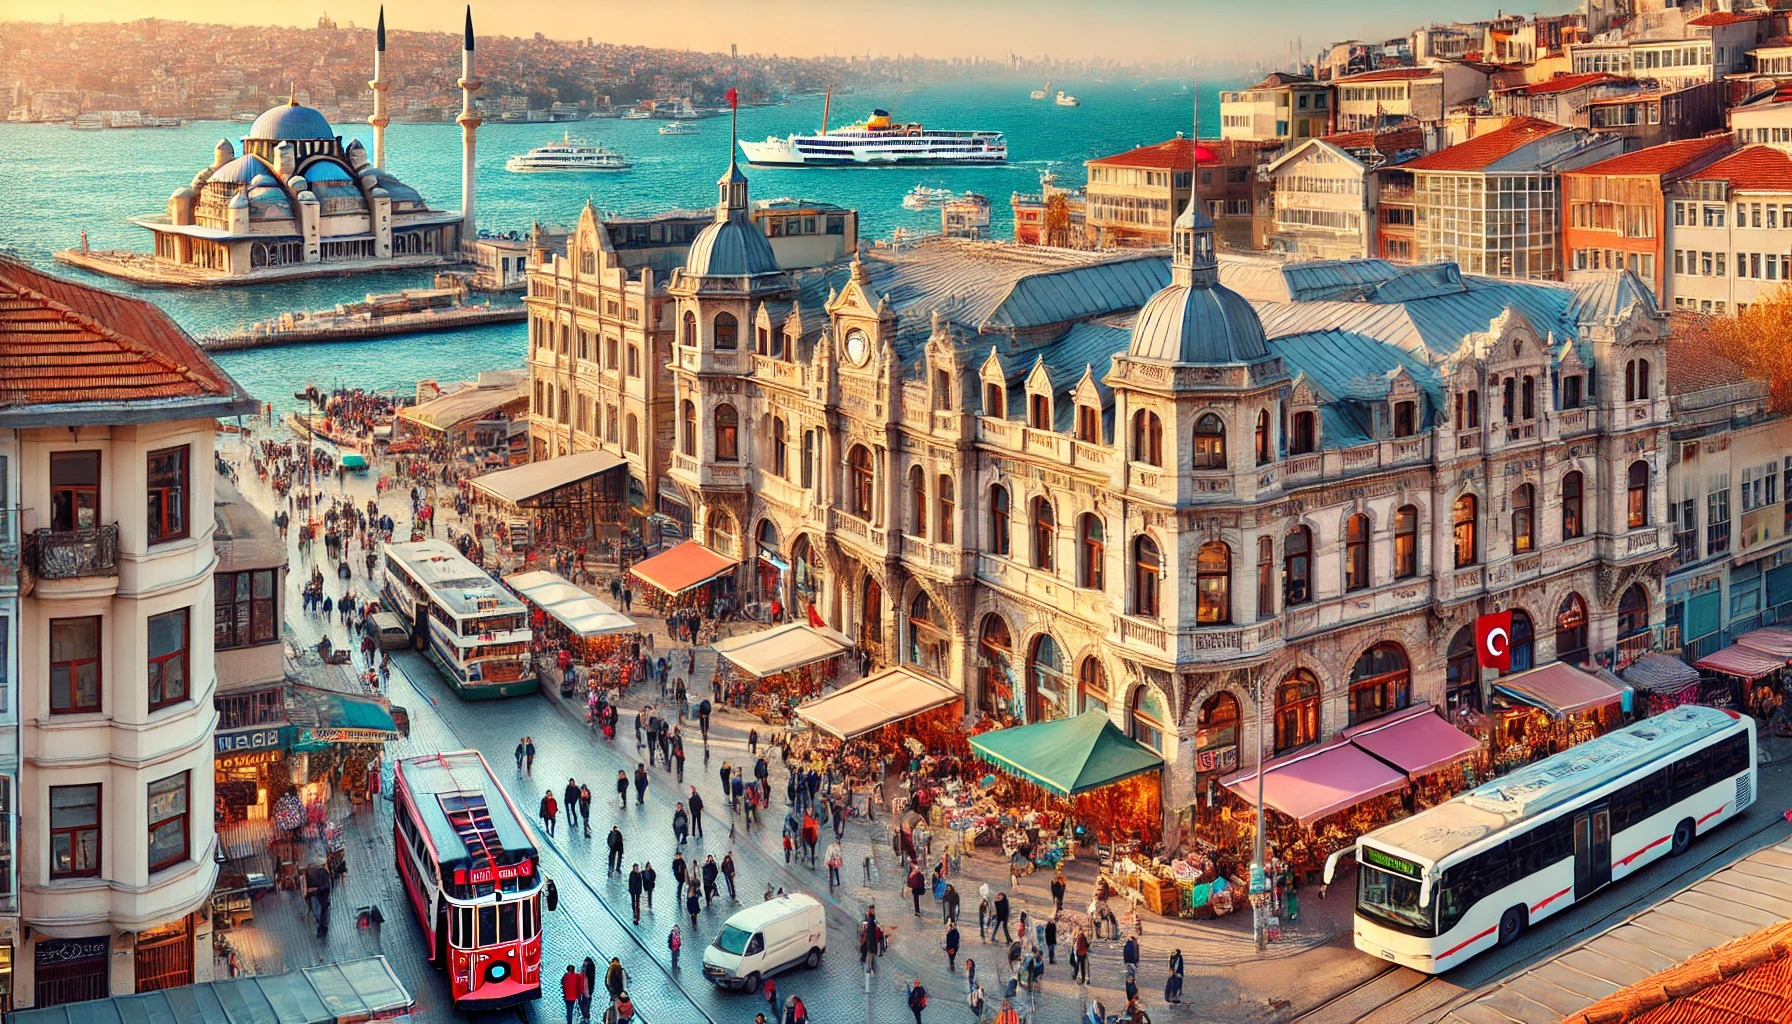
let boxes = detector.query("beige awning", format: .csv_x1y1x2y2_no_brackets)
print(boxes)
504,569,636,637
470,450,628,507
713,621,853,679
796,665,960,740
398,382,525,432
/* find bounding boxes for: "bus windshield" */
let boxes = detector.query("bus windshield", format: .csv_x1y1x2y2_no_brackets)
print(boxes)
1358,865,1434,935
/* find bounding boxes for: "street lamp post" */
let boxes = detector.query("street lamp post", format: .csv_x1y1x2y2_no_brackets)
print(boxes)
1252,670,1267,951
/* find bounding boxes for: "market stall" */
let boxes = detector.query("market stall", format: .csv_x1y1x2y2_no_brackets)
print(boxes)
629,539,739,617
506,570,636,637
1732,627,1792,714
1339,703,1487,804
1694,642,1782,710
1489,662,1625,772
790,665,967,819
13,956,414,1024
1622,653,1704,716
714,621,854,717
469,449,629,546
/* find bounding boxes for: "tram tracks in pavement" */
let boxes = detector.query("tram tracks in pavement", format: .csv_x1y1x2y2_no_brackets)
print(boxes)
1286,803,1792,1024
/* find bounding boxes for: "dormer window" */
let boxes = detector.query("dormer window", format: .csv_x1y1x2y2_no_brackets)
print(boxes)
935,369,952,412
1561,374,1583,410
1028,393,1051,430
1132,410,1164,466
1393,401,1417,438
985,383,1006,419
1290,411,1317,454
1076,405,1101,443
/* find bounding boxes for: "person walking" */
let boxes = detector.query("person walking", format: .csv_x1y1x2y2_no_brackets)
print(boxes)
667,924,682,968
606,826,625,875
685,883,701,931
906,979,928,1024
720,852,737,900
540,790,559,836
1165,948,1184,1004
579,784,593,837
627,864,644,924
1044,919,1058,964
967,983,985,1020
1072,929,1091,985
688,788,704,838
943,882,960,924
1123,934,1140,977
579,957,596,1023
909,864,927,916
560,965,586,1024
603,957,625,1004
515,738,527,772
825,841,842,890
1050,870,1066,915
944,922,961,972
672,804,689,845
992,891,1011,942
672,733,685,782
701,854,719,907
524,736,536,773
615,770,629,807
748,727,759,756
564,779,582,833
633,764,649,806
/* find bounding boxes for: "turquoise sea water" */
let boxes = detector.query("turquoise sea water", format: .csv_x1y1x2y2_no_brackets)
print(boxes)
0,79,1229,411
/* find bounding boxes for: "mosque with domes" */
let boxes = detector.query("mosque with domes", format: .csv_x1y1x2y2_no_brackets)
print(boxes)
65,8,481,284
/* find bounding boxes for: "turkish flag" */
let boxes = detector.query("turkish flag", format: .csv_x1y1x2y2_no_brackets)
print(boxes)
1476,611,1513,672
725,87,738,109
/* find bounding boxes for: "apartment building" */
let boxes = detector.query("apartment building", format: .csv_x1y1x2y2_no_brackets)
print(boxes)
1666,146,1792,314
1568,10,1765,89
1561,135,1734,301
1491,72,1626,126
1083,137,1276,250
1407,117,1624,279
1218,73,1333,143
1729,84,1792,150
1263,126,1427,261
1582,82,1726,150
0,256,260,1007
1333,64,1493,132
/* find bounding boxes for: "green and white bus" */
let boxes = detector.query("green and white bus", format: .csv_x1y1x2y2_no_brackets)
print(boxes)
383,539,536,699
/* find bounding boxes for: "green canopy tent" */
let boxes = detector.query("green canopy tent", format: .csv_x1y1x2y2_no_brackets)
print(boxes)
969,710,1163,798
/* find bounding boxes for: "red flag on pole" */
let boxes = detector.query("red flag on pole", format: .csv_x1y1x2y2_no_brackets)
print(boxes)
806,600,824,629
1475,611,1513,672
725,87,738,109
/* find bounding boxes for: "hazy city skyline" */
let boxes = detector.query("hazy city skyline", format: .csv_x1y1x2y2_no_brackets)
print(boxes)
11,0,1582,62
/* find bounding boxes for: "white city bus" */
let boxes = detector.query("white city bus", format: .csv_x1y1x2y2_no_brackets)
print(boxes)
383,539,536,699
1334,705,1755,973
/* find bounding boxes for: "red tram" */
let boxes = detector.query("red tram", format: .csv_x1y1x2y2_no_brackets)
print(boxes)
393,750,543,1009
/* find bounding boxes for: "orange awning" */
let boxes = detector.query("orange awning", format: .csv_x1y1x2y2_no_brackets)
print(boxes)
629,540,739,596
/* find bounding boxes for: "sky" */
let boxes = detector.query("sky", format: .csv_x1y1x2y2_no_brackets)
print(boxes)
9,0,1582,62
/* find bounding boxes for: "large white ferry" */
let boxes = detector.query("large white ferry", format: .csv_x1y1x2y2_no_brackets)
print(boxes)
738,109,1006,167
505,132,633,173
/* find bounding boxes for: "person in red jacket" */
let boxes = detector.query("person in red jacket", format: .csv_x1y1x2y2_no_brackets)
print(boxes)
561,964,587,1024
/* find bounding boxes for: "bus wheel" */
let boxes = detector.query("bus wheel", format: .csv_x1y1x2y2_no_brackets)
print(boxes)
1497,906,1527,946
1672,818,1696,856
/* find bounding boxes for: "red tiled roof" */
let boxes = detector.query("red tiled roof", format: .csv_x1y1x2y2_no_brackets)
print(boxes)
1335,67,1437,84
1319,125,1426,156
1665,313,1756,397
1087,137,1274,169
1404,117,1568,172
0,256,239,408
1247,72,1316,90
1687,8,1768,26
1567,134,1734,179
1559,917,1792,1024
1687,144,1792,191
1498,72,1621,96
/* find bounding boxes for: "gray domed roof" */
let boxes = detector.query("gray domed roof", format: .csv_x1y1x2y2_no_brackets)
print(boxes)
249,101,335,141
211,154,278,184
687,219,780,278
1128,280,1269,365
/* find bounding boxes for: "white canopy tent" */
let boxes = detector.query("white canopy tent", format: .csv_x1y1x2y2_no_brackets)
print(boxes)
796,666,961,740
712,621,854,679
504,570,636,637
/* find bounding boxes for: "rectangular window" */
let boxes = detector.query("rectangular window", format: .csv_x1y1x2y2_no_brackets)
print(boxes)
49,451,100,532
146,447,189,544
1709,478,1732,556
146,609,189,711
146,773,188,872
50,617,100,714
627,345,640,378
49,784,99,878
214,569,277,649
0,776,11,897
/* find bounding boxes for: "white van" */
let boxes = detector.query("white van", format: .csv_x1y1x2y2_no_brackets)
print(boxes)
701,893,826,991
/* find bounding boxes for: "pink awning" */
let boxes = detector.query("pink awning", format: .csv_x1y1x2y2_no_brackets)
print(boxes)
1221,741,1408,826
1734,627,1792,661
628,540,739,596
1695,643,1786,682
1341,704,1483,779
1493,662,1626,717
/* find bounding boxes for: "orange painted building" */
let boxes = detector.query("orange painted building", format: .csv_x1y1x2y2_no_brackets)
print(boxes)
1559,135,1733,301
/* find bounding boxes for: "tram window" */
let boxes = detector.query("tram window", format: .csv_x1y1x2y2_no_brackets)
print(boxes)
499,902,519,942
521,896,536,938
478,905,498,946
456,906,475,947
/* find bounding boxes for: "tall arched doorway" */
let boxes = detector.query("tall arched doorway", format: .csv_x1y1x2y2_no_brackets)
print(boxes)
790,535,820,611
908,591,948,677
1027,634,1071,723
755,520,785,612
860,574,885,664
1195,692,1240,779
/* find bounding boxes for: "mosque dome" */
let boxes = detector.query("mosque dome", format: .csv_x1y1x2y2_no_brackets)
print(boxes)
1127,281,1269,365
227,191,250,210
210,154,278,185
301,160,354,182
686,220,781,278
249,100,336,141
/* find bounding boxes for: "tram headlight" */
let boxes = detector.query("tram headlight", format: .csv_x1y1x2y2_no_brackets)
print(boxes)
485,961,511,984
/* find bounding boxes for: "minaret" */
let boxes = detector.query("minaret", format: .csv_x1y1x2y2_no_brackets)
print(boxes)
367,6,389,169
456,5,481,246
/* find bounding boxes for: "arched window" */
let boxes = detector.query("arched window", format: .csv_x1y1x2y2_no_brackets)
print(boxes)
1618,583,1650,640
1453,493,1479,567
989,485,1010,556
908,591,945,674
978,615,1014,716
713,311,738,350
1131,685,1170,754
1031,497,1056,571
682,310,697,347
1393,400,1417,437
1637,359,1650,401
1556,593,1589,666
1348,642,1411,726
1446,626,1479,717
847,445,874,517
1508,608,1534,673
680,399,696,457
1562,471,1584,539
1290,410,1317,454
1394,504,1418,578
1345,513,1370,592
908,466,927,539
713,404,739,462
626,413,639,453
1078,657,1109,715
1284,525,1312,606
1132,410,1163,466
1135,536,1166,617
1193,413,1227,470
937,475,955,545
1078,514,1105,590
1628,460,1650,528
1512,483,1535,554
772,418,788,477
1274,670,1321,753
1195,540,1228,624
1028,634,1071,723
1196,693,1240,774
862,576,883,653
1255,409,1272,465
1256,536,1276,617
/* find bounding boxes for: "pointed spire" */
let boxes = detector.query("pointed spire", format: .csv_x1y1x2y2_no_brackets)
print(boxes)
1171,78,1217,289
376,5,385,51
289,82,298,106
463,5,475,52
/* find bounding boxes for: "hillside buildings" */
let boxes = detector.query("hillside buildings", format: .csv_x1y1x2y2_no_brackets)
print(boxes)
1264,126,1427,261
1218,73,1334,144
1082,137,1275,250
1562,134,1734,302
1667,146,1792,314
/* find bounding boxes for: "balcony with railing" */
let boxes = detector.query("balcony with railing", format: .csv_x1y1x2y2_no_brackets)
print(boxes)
29,524,119,582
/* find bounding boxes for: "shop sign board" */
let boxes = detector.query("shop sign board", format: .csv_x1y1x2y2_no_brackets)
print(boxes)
216,749,284,770
299,727,395,745
1195,746,1237,773
215,726,290,756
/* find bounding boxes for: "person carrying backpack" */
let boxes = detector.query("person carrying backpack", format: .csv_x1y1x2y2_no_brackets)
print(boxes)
906,978,928,1024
